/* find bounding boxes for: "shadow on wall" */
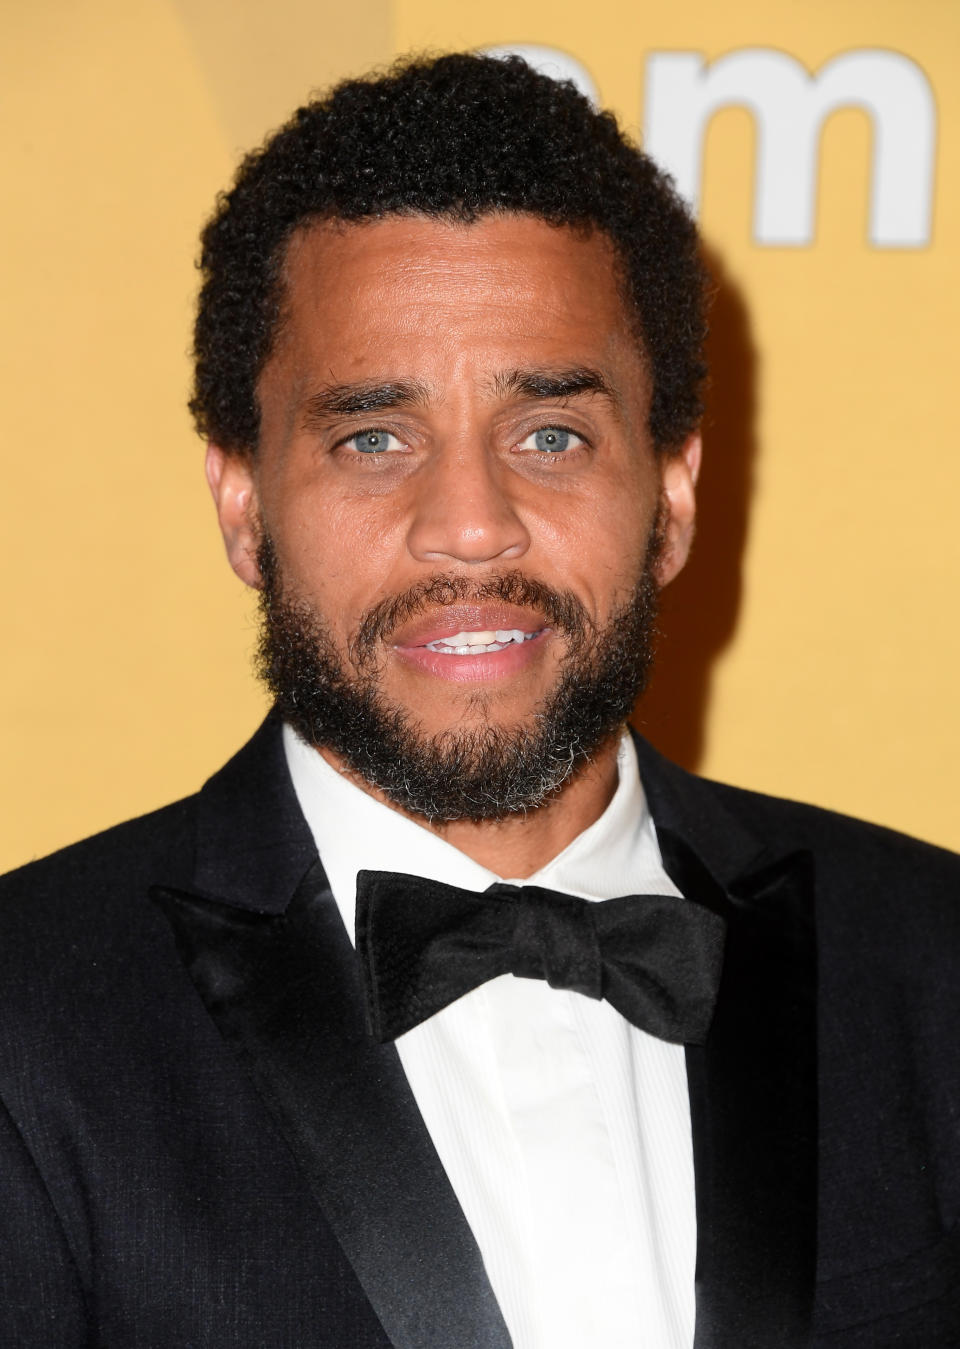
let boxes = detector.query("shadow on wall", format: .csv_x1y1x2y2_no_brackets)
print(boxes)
632,247,758,771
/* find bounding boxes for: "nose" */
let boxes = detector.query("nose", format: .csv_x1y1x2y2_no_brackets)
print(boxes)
406,444,531,566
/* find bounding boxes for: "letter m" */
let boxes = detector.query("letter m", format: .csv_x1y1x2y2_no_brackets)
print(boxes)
643,48,936,247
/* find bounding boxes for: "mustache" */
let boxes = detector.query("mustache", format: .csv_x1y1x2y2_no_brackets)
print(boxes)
350,571,592,667
255,536,593,672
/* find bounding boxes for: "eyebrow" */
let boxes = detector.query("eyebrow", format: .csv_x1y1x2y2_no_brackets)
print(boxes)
302,378,432,424
300,365,618,427
491,366,619,406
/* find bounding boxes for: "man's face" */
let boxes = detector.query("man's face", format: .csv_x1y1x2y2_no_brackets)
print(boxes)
209,214,699,817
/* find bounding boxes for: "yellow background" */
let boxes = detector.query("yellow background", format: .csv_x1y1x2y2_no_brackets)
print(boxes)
2,0,957,872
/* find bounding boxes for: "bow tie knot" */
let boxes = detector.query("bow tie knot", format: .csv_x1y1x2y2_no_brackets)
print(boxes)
498,884,604,1000
355,859,728,1045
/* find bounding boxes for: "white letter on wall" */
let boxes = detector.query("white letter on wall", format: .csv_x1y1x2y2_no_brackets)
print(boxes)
643,48,936,247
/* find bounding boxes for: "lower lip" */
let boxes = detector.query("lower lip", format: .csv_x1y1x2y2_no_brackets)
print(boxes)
393,630,551,683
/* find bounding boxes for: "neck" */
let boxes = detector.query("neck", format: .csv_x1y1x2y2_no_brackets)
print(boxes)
317,735,622,879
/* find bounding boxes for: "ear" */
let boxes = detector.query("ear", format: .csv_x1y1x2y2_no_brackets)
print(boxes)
205,443,263,589
656,432,701,587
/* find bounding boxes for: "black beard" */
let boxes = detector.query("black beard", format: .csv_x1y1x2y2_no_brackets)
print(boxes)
256,527,664,823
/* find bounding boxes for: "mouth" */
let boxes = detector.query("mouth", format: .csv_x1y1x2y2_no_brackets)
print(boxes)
389,604,554,683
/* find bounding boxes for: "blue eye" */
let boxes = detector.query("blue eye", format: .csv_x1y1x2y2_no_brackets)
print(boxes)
347,429,400,454
518,427,583,454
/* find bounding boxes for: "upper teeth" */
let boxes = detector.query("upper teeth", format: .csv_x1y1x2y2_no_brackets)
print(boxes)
426,628,536,654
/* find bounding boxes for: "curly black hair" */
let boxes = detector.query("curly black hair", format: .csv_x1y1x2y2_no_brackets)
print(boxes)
191,51,708,455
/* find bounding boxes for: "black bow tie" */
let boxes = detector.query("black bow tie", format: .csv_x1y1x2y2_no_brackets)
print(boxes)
354,860,727,1045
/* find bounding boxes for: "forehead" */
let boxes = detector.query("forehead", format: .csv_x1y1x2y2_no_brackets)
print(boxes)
265,213,642,392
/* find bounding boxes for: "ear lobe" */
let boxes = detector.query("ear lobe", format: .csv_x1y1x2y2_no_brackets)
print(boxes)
205,443,262,588
656,433,701,587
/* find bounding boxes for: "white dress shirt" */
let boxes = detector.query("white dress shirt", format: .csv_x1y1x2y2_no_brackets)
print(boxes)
283,723,697,1349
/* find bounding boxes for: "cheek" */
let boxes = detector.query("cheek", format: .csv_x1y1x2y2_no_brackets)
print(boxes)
266,484,406,624
537,475,656,604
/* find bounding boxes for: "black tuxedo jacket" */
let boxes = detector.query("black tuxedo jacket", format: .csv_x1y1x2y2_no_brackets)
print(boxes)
1,712,958,1347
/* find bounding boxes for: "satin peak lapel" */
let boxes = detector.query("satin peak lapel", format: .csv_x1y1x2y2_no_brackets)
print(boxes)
658,829,818,1348
152,861,512,1349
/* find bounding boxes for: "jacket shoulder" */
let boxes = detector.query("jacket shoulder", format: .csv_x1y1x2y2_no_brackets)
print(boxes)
0,794,198,939
684,773,960,985
634,734,960,943
706,772,959,870
704,772,960,894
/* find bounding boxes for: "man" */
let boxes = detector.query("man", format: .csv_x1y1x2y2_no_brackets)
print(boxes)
0,51,957,1349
